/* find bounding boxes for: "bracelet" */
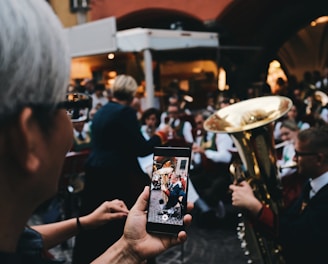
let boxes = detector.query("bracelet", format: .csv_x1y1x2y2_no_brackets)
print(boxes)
76,216,84,233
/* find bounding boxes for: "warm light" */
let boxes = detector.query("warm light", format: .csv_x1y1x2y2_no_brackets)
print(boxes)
192,67,203,73
270,60,281,69
108,71,117,78
217,67,227,91
107,53,115,59
70,61,92,79
107,79,115,87
311,16,328,26
267,60,287,94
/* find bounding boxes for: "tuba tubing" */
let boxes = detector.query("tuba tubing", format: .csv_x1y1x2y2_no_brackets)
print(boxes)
204,96,292,264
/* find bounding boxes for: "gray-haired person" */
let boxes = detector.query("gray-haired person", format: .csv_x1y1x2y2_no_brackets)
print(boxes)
0,1,191,263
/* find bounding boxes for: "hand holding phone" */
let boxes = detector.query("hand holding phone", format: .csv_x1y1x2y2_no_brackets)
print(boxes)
146,146,191,236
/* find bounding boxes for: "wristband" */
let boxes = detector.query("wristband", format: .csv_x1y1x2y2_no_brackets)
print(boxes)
76,216,84,233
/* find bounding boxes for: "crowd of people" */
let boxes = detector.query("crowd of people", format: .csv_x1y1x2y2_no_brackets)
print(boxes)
66,61,328,262
31,49,328,264
2,0,328,263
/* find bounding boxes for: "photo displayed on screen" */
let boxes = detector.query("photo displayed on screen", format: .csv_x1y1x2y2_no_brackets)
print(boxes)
147,154,189,226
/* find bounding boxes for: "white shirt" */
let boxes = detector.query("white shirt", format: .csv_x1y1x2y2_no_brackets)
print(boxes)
277,141,297,178
159,118,194,144
310,171,328,199
193,132,233,165
320,108,328,123
91,93,108,109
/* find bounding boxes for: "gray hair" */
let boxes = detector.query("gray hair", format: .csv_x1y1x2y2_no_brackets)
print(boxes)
112,75,138,102
0,0,70,119
280,119,299,132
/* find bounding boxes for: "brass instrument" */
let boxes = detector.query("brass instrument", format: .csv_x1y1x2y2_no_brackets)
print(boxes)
204,96,292,264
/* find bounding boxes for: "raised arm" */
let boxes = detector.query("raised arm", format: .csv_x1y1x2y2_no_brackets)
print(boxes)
32,200,128,249
92,186,193,264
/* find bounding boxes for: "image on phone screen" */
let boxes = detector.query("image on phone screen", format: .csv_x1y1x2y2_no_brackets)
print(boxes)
147,147,191,235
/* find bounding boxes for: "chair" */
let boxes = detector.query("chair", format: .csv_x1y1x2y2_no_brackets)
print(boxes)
58,150,90,220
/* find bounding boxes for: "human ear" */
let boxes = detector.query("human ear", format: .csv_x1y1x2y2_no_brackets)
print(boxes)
316,152,326,165
15,108,41,173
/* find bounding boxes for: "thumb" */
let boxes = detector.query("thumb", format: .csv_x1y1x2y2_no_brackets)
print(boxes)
131,186,150,212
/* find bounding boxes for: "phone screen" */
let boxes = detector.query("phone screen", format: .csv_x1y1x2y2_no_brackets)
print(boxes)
146,146,191,235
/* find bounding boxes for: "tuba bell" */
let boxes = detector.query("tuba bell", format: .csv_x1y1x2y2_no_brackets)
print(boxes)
204,95,292,264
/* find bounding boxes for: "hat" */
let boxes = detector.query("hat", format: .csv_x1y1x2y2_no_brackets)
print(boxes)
70,108,88,123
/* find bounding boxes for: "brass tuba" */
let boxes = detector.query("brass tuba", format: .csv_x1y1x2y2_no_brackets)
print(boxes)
204,96,292,264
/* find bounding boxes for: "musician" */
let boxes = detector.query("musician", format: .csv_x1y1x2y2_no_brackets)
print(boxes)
71,109,92,152
161,172,186,214
159,103,194,147
191,112,234,209
230,125,328,263
277,119,299,179
277,119,307,208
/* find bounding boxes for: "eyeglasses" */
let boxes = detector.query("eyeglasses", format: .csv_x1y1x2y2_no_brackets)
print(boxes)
294,150,318,158
0,93,92,126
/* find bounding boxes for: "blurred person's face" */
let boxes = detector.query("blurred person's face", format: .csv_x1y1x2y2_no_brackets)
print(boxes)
168,105,179,119
145,114,157,128
280,126,298,142
293,89,302,100
293,139,318,177
287,106,297,119
219,101,230,109
194,115,204,130
207,98,214,106
95,90,104,96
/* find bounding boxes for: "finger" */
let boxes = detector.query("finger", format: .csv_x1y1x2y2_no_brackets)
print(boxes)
109,212,129,220
130,186,149,213
176,231,187,243
114,200,129,210
186,202,194,212
239,180,247,186
111,200,127,207
183,214,192,227
110,204,129,214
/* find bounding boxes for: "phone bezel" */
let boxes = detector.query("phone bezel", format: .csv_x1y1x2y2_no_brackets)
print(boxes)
146,146,191,236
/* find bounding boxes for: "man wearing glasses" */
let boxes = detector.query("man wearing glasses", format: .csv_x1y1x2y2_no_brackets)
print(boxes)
229,125,328,263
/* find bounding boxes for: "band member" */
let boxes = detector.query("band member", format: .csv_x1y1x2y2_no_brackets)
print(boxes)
230,125,328,263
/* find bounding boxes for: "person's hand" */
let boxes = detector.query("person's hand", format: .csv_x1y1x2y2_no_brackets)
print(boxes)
229,181,263,216
121,186,193,261
161,184,167,192
192,143,204,154
80,200,129,230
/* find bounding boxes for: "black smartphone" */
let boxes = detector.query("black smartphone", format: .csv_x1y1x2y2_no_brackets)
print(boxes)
146,146,191,236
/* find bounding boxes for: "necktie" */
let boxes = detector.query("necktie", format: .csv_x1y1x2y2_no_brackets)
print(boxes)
170,119,176,129
300,181,311,212
78,132,84,141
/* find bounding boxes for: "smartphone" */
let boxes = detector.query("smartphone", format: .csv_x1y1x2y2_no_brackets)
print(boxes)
146,146,191,236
